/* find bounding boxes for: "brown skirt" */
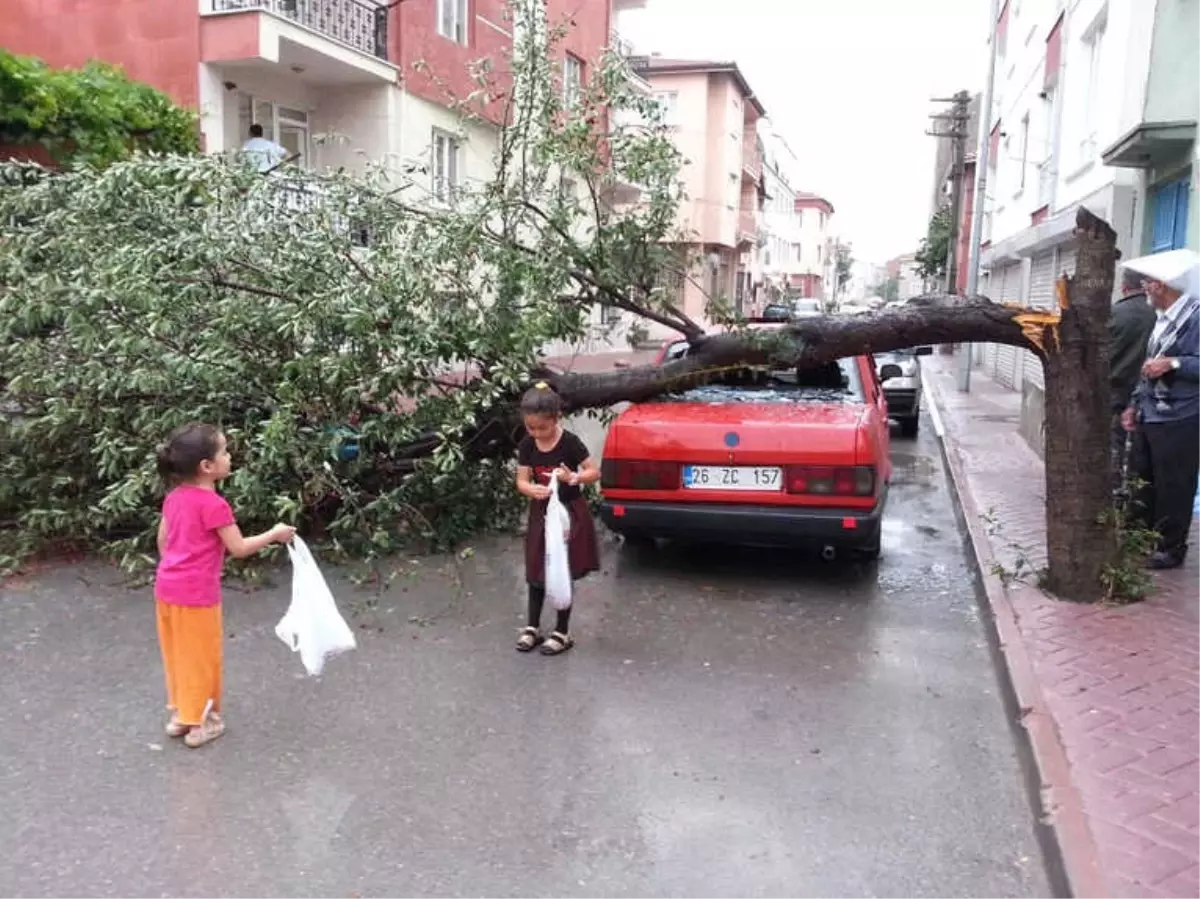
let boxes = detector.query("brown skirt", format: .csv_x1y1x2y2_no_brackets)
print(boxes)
525,495,601,586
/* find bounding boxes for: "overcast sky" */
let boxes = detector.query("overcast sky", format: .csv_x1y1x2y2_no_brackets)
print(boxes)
617,0,989,264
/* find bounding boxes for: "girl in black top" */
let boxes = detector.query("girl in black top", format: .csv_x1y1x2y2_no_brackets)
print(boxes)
514,383,601,655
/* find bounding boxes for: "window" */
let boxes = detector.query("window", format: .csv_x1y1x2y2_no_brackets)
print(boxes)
654,91,678,126
1037,91,1056,204
1018,113,1030,192
432,130,459,203
817,245,823,264
796,209,804,227
793,243,802,262
437,0,468,44
1078,16,1106,163
563,54,583,108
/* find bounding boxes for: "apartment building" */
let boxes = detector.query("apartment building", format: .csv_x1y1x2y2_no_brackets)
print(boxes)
969,0,1197,453
632,56,767,333
0,0,632,199
1104,0,1200,255
789,192,834,299
887,252,927,301
758,131,795,304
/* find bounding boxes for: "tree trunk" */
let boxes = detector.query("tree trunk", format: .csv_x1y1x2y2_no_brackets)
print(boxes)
1039,207,1120,599
399,265,1121,603
549,298,1033,408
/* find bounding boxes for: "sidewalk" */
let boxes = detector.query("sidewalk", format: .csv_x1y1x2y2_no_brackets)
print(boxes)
923,355,1199,898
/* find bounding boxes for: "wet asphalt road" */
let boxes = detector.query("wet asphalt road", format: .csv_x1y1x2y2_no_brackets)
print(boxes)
1,417,1051,898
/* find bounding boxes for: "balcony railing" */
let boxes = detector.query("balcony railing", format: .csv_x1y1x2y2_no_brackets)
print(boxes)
210,0,389,60
609,28,635,58
742,138,763,182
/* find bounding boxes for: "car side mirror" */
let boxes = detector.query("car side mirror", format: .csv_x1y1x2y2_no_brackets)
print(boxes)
914,346,933,356
879,363,904,382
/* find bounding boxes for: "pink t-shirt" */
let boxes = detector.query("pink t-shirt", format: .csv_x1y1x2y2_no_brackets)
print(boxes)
155,485,236,607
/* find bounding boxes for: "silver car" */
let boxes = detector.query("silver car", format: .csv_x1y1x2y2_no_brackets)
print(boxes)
876,346,933,437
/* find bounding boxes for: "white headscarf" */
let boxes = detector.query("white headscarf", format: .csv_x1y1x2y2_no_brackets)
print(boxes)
1121,248,1200,297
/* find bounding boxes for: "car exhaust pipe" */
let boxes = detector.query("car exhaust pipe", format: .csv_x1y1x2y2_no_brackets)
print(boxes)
820,545,836,562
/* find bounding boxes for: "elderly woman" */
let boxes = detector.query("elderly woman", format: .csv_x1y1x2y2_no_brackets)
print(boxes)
1121,249,1200,570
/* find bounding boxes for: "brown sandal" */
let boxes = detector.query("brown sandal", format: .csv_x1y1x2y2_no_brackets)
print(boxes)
516,627,542,652
540,632,574,655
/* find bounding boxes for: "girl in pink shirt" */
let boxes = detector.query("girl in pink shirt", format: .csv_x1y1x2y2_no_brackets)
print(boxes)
154,423,294,748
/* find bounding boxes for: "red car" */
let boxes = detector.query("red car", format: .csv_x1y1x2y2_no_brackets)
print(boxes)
599,336,895,559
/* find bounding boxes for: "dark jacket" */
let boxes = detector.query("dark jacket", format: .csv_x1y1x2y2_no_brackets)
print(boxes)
1109,291,1156,411
1135,296,1200,423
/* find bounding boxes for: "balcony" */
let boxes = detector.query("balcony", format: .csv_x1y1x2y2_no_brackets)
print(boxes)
202,0,395,85
741,136,763,183
609,28,635,58
737,207,759,245
210,0,387,57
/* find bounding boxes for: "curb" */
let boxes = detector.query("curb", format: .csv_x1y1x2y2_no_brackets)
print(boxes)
923,368,1108,899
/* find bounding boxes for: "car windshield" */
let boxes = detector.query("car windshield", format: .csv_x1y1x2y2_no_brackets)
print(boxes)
793,300,821,313
661,346,865,405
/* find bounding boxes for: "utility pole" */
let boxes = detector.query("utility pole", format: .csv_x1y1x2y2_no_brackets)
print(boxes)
926,90,972,295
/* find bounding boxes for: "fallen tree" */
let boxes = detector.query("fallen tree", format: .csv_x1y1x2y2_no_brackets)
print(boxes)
0,0,1123,601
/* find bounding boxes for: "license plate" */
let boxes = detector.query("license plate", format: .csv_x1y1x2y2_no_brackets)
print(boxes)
683,465,783,491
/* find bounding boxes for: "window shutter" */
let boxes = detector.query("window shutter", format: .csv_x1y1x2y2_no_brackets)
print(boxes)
1044,13,1064,89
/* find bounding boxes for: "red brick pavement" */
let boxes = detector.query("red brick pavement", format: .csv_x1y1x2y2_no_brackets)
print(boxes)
924,355,1199,898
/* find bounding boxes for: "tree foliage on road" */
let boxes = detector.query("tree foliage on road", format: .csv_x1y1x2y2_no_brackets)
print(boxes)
915,205,953,281
0,50,199,165
0,3,686,571
0,1,1123,601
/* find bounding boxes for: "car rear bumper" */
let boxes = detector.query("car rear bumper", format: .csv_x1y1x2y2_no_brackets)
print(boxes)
599,491,886,548
884,386,920,418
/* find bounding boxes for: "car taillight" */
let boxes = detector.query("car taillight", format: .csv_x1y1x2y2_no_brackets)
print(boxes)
786,465,875,496
602,459,681,490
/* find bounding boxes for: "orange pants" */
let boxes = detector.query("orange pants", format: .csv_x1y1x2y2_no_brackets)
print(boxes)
155,600,223,726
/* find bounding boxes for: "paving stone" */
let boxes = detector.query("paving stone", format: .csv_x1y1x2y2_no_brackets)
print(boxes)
924,356,1199,898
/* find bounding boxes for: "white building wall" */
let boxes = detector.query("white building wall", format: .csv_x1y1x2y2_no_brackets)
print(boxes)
395,92,501,201
986,0,1152,260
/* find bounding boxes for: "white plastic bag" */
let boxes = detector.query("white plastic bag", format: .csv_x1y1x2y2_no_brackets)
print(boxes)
276,536,357,676
544,471,573,611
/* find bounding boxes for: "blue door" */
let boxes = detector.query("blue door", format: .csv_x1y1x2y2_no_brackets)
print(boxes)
1150,177,1190,252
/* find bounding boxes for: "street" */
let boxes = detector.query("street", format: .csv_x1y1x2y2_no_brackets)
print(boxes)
1,420,1052,898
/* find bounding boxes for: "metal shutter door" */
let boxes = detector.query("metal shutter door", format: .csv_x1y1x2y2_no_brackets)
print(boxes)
984,266,1004,374
979,269,997,370
1022,251,1057,391
1056,244,1077,279
993,264,1020,389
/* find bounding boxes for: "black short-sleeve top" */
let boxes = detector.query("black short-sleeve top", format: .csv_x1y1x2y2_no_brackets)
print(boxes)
517,430,590,503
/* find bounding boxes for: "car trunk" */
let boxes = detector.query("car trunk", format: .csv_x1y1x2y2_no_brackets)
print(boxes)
609,397,867,467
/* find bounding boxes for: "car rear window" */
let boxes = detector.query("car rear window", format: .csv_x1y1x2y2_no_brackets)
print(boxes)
661,351,866,405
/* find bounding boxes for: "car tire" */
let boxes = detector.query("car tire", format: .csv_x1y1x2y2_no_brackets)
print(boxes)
899,416,920,438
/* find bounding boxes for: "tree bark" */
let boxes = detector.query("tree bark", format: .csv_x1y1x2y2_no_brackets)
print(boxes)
549,297,1035,408
396,266,1122,603
1039,207,1119,599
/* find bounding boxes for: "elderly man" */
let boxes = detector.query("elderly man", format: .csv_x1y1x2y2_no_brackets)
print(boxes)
1121,250,1200,570
1109,269,1157,492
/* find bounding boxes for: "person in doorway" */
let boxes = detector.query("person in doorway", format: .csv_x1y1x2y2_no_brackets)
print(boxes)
242,123,288,173
1108,268,1157,494
1121,251,1200,570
